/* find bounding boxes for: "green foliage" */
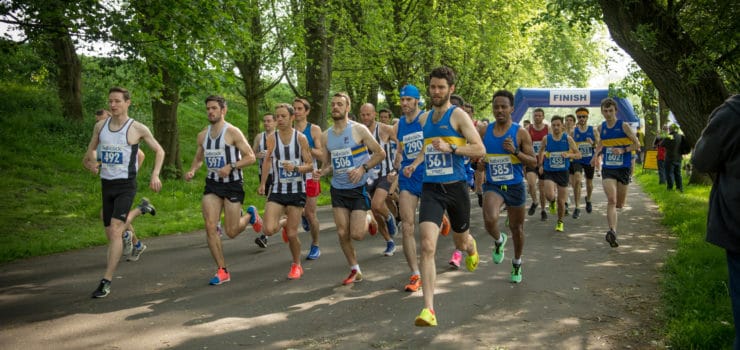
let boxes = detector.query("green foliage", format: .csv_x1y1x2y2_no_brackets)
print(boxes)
635,171,734,349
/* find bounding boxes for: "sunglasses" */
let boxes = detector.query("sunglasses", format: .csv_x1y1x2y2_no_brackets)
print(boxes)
577,115,588,119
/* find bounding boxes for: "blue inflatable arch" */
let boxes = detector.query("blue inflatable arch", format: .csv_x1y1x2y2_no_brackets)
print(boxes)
512,88,640,128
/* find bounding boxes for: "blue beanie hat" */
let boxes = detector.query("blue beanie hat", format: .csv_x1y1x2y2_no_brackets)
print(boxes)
400,84,421,99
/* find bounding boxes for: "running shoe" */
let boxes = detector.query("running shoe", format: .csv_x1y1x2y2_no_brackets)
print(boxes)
138,198,156,216
405,274,421,292
386,215,397,237
586,201,593,213
255,234,268,248
342,269,363,285
367,215,377,236
287,263,303,280
492,232,507,264
216,222,223,237
555,220,564,232
306,244,321,260
122,230,133,257
301,214,310,232
91,278,111,298
440,215,451,236
572,208,581,219
281,226,289,243
549,201,556,214
127,242,146,261
209,267,230,285
449,250,462,269
465,238,479,272
383,240,396,256
528,203,538,216
564,202,569,216
415,308,437,327
541,210,548,221
511,263,523,283
605,229,619,248
247,205,262,233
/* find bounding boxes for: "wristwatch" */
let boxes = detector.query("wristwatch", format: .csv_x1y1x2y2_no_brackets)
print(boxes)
450,144,458,155
230,162,238,170
362,164,370,172
513,149,519,156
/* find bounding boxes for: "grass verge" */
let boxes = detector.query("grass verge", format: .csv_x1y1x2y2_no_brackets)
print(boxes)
635,170,734,349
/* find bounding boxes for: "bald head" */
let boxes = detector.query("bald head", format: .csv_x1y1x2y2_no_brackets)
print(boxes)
360,103,377,127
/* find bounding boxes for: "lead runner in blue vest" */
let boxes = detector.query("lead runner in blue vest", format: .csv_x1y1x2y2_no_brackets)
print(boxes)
83,86,165,298
184,95,263,286
591,98,640,248
479,90,537,284
402,66,486,327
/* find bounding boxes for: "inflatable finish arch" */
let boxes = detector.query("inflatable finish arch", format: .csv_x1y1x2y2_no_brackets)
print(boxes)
512,88,640,128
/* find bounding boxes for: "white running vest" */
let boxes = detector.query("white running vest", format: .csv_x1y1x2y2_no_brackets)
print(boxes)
99,118,138,180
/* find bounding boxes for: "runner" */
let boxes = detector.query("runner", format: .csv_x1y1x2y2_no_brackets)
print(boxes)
480,90,536,283
184,95,262,285
571,107,599,217
293,98,324,260
252,113,275,248
82,87,165,298
316,92,385,285
257,103,314,279
403,66,485,326
526,109,549,220
538,116,580,232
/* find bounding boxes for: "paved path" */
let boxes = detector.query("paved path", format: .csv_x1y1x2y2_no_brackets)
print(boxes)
0,178,672,349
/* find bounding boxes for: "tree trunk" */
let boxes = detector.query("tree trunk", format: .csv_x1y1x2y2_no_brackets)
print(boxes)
304,0,333,130
598,0,729,184
149,66,182,179
51,28,83,121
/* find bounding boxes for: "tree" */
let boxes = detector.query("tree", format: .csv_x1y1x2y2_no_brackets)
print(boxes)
1,0,106,121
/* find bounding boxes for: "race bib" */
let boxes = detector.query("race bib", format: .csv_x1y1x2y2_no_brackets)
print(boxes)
533,141,542,154
424,143,453,176
487,155,513,182
331,148,354,174
548,152,566,169
100,144,124,166
204,149,226,170
278,160,302,183
604,147,624,166
577,142,593,157
402,132,423,159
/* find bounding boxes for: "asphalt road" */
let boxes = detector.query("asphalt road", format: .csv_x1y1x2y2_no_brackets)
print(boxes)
0,177,673,349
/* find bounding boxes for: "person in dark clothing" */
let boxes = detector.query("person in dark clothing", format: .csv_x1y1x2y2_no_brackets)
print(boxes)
692,94,740,350
662,124,684,192
653,125,669,184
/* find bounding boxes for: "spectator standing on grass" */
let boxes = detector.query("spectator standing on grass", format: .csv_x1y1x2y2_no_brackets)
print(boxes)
692,94,740,350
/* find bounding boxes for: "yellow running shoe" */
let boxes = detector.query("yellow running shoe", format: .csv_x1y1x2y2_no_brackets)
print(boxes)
555,220,564,232
465,238,479,272
414,308,437,326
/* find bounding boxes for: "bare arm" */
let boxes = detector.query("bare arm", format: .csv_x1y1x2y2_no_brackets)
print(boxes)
349,124,385,184
566,135,582,159
135,122,165,192
310,124,324,164
258,133,275,196
82,120,105,174
514,127,537,168
185,130,206,181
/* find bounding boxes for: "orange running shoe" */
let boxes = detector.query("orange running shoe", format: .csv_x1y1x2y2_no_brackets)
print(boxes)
367,214,377,236
287,263,303,280
281,226,289,243
247,205,263,233
440,215,451,236
342,269,363,285
404,274,421,292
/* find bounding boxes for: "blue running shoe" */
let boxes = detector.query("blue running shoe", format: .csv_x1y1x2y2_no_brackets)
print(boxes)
307,244,321,260
386,215,397,237
301,214,310,232
383,240,396,256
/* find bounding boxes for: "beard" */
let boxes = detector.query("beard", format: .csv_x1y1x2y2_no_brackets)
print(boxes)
431,91,450,108
331,111,345,121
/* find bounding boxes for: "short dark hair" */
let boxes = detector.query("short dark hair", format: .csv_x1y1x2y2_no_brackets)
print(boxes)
450,95,464,106
333,92,351,107
600,98,618,110
533,108,545,115
463,102,474,113
293,97,310,111
205,95,227,109
492,90,514,106
429,66,457,87
551,115,564,124
565,114,576,122
275,103,295,116
95,109,109,117
109,87,130,101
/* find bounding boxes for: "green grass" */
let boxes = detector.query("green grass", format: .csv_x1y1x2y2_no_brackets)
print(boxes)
0,82,331,263
635,171,734,349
